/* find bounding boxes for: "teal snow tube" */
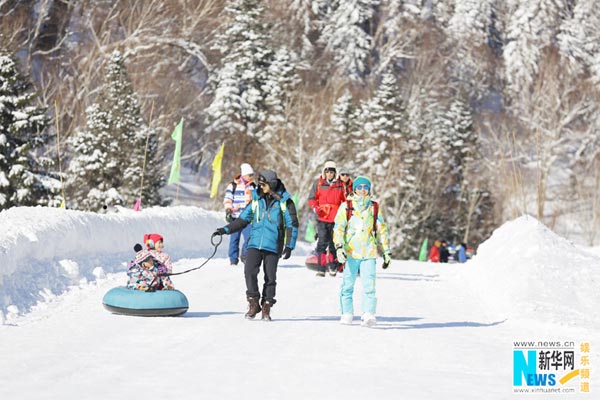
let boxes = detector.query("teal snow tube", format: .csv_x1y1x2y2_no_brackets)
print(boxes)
102,286,189,317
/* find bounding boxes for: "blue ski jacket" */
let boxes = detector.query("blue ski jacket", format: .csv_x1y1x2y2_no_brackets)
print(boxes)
227,188,298,254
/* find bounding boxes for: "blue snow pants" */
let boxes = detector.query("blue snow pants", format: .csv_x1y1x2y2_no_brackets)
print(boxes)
228,220,251,263
340,257,377,315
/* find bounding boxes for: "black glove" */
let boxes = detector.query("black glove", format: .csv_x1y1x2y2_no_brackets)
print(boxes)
281,247,292,259
225,209,233,223
382,252,391,269
212,227,227,237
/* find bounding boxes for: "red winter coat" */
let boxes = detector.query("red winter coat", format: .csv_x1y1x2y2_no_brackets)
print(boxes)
308,177,347,223
428,245,440,262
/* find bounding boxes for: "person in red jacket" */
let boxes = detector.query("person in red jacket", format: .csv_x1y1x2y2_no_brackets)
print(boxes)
428,240,441,262
308,160,347,277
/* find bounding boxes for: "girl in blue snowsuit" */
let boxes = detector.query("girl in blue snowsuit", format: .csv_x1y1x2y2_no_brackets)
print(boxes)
213,170,298,320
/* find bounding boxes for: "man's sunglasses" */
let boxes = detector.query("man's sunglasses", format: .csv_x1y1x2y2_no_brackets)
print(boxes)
325,168,336,173
355,184,370,190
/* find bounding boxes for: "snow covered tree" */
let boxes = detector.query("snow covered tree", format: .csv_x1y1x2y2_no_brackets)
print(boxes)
262,47,301,143
503,0,565,95
320,0,380,81
355,71,404,188
206,0,274,141
103,51,165,207
391,90,438,258
329,89,358,163
557,0,600,82
447,0,493,47
440,94,483,242
0,50,59,210
66,104,123,210
288,0,332,59
66,51,165,211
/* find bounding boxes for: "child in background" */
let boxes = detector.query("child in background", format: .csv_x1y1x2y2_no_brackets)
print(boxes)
144,233,173,274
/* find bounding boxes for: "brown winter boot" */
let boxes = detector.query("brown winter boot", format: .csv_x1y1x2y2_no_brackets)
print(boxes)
261,300,272,321
245,297,261,319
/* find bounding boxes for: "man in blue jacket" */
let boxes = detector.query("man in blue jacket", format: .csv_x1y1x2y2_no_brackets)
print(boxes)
213,170,298,321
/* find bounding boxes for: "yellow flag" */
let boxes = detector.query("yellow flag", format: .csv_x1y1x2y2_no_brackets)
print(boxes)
210,143,225,198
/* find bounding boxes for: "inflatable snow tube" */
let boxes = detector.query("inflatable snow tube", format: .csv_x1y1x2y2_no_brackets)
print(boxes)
305,254,319,271
102,286,189,317
305,254,344,273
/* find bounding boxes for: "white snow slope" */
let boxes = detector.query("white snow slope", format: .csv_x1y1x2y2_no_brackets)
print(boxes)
0,207,598,399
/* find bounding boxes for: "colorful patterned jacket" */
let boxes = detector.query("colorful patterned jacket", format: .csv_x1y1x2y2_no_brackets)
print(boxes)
126,261,174,291
333,195,390,260
148,250,173,273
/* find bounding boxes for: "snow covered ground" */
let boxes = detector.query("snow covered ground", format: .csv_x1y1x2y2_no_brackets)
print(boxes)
0,207,598,399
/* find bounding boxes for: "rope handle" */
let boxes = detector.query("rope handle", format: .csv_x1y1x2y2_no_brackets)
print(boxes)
147,234,223,288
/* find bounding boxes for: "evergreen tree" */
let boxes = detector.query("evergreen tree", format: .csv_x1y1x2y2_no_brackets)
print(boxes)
67,104,123,210
447,0,493,46
392,89,433,258
66,51,165,211
0,50,59,210
206,0,274,140
437,94,477,241
320,0,380,81
503,0,565,95
329,89,358,162
263,47,301,143
557,0,600,81
104,51,165,206
289,0,332,59
355,71,404,186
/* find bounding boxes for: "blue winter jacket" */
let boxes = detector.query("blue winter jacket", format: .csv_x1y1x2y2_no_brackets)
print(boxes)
228,188,298,254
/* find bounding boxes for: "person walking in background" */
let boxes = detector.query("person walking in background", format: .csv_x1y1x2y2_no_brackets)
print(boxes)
428,240,441,262
456,243,468,263
213,170,298,321
223,163,256,266
440,240,450,263
308,160,347,277
333,176,391,327
339,166,353,197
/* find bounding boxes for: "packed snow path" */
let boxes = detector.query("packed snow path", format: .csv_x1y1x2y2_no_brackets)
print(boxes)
1,256,595,400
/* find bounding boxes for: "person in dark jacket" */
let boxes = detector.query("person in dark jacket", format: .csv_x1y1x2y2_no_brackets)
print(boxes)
439,240,450,263
213,170,298,321
339,166,353,197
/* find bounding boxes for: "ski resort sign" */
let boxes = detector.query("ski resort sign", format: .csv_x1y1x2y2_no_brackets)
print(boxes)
513,340,591,394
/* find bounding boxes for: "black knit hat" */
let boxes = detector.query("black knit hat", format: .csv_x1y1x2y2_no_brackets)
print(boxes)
258,170,279,189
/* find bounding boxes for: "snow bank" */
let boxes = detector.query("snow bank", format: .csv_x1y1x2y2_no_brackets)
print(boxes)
0,206,226,314
463,215,600,327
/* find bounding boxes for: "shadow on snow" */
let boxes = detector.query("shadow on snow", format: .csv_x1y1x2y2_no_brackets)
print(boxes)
182,311,244,318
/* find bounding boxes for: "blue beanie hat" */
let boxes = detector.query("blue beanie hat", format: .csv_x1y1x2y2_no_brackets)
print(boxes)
352,176,372,192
